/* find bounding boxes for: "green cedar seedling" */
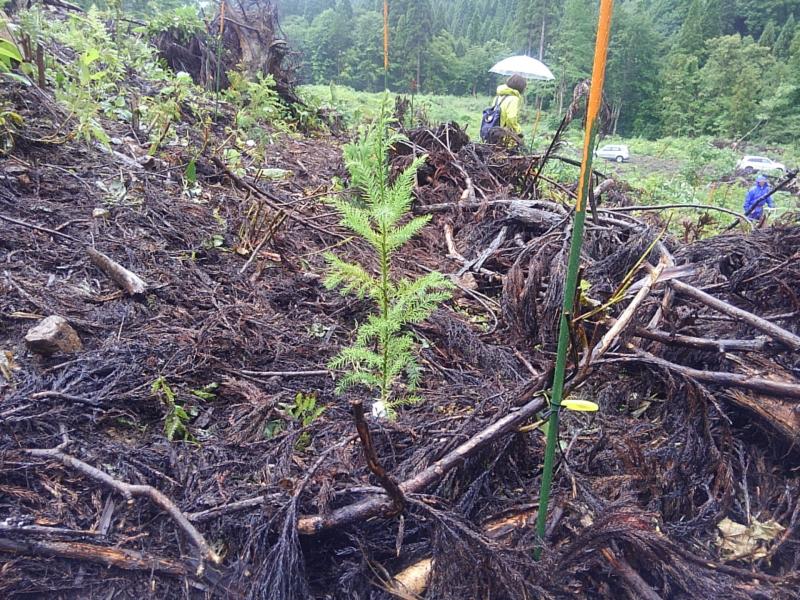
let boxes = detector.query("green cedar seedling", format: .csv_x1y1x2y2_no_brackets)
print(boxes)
325,95,453,419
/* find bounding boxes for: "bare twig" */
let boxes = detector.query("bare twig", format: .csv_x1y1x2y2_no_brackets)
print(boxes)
604,203,750,225
187,493,285,523
351,400,405,515
443,224,501,280
632,327,768,353
21,447,221,564
0,524,100,538
600,547,663,600
211,156,347,240
0,214,79,242
0,537,203,580
458,226,508,276
615,348,800,400
589,259,666,362
297,392,548,534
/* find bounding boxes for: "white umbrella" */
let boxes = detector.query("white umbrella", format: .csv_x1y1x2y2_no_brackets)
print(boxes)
489,55,555,81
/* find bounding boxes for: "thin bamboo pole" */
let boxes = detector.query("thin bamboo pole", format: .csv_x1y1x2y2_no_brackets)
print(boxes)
534,0,615,553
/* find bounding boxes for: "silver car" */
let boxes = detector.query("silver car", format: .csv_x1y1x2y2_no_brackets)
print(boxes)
595,144,630,163
736,155,786,173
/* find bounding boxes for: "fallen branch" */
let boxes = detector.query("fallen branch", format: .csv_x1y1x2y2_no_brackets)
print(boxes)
633,327,768,353
590,259,666,362
0,213,79,243
416,198,568,216
352,400,405,515
297,392,548,534
0,524,100,538
618,348,800,400
22,447,221,564
600,547,663,600
86,247,147,296
211,155,347,240
443,224,501,280
458,226,508,275
670,279,800,351
187,493,284,523
0,537,199,579
604,203,750,225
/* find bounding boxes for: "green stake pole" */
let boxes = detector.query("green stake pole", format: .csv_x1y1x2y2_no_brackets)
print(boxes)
535,0,615,554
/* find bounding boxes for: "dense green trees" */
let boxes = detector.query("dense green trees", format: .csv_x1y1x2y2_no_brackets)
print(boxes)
227,0,800,141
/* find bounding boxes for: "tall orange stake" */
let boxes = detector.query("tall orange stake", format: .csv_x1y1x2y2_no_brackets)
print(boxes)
534,0,615,557
383,0,389,90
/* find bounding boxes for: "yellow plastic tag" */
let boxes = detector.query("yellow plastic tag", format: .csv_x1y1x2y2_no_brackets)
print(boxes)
562,399,599,412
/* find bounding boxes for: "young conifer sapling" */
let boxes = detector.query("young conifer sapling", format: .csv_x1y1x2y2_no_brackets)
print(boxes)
325,97,453,419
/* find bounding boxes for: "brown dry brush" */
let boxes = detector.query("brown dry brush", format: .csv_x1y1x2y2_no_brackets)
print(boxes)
2,62,800,600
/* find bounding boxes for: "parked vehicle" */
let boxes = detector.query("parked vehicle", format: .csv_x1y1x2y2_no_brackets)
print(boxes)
595,144,630,163
736,155,786,173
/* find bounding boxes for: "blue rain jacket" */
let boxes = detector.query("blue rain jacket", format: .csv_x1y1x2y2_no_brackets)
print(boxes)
743,183,773,220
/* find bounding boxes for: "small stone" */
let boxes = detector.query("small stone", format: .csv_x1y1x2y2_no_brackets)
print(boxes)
25,316,83,355
93,207,110,219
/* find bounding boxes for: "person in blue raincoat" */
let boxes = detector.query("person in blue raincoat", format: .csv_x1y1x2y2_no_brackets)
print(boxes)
743,174,773,221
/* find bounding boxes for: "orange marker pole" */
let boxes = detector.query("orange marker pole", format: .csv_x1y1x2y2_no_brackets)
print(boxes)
534,0,615,556
383,0,389,90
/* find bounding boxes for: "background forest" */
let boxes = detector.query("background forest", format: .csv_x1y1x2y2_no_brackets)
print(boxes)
65,0,800,142
273,0,800,143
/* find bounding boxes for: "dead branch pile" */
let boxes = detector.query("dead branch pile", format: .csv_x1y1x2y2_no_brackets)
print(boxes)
2,69,800,600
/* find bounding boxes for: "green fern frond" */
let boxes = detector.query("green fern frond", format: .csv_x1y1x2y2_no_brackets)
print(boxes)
389,155,428,209
386,396,424,419
328,346,383,370
328,198,380,247
335,371,382,394
390,273,454,325
355,313,403,347
405,360,422,391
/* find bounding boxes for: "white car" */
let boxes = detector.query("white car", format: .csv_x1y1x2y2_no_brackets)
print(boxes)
595,144,630,163
736,155,785,173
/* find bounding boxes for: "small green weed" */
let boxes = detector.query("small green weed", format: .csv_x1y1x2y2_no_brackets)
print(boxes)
151,376,196,442
271,391,326,451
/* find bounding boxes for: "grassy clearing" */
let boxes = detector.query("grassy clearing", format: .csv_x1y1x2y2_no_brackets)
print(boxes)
302,85,798,232
301,84,492,136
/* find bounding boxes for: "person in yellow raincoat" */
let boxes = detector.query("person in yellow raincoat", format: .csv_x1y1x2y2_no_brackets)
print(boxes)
483,74,526,146
494,74,526,134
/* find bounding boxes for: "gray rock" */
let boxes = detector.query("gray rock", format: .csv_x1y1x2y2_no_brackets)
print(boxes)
25,316,83,355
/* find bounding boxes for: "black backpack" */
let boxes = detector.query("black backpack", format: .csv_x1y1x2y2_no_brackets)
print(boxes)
480,96,507,142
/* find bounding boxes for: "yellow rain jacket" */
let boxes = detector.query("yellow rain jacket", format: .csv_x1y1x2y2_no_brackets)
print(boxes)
493,84,523,134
